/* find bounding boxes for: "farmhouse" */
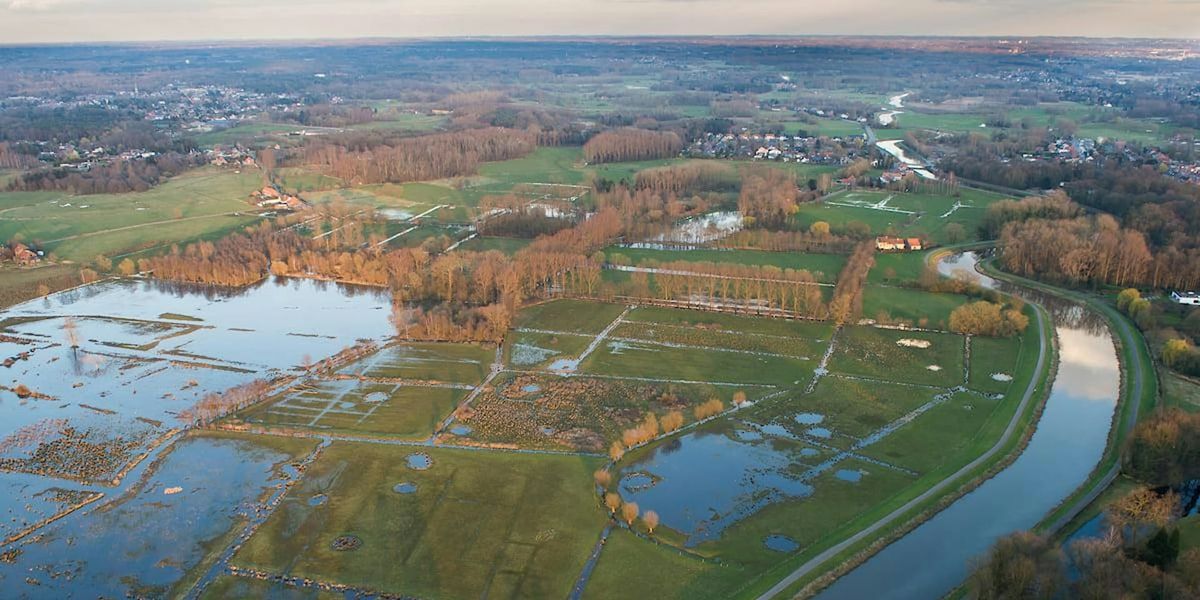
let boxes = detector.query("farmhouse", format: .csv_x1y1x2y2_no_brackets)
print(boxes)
1171,291,1200,306
6,243,42,265
250,185,308,212
875,236,924,252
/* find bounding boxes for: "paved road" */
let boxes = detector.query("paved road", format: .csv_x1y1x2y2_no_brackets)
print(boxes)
755,280,1051,600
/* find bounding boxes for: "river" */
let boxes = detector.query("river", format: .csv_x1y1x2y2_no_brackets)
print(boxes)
877,92,909,126
814,252,1120,599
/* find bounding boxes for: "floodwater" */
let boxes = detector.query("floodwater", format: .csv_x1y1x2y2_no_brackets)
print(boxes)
617,430,815,546
816,253,1120,600
0,434,300,598
625,210,743,248
937,251,997,290
0,276,390,549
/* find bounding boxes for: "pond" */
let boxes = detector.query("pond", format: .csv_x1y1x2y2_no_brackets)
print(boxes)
406,453,433,470
765,534,801,553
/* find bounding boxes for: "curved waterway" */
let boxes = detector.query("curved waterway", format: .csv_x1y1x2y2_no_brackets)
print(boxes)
815,252,1120,599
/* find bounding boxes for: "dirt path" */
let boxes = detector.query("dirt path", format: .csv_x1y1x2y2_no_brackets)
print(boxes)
574,306,633,366
755,306,1049,600
444,233,478,252
431,345,505,438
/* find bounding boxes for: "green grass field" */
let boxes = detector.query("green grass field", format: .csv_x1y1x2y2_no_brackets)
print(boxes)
829,326,966,388
458,236,532,255
797,187,1008,245
231,443,605,599
579,338,813,386
861,391,1000,473
0,167,265,261
862,286,970,329
506,330,592,369
238,379,467,439
765,377,948,441
611,321,827,359
192,122,301,147
967,335,1024,395
623,305,833,340
514,299,627,335
1162,372,1200,413
883,102,1195,146
868,252,928,285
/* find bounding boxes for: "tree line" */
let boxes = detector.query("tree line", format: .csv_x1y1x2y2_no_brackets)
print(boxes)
999,214,1200,290
299,127,536,185
828,241,876,325
7,152,204,195
597,259,827,318
582,128,683,164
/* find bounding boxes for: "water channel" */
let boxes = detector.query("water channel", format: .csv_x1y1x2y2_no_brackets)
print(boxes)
815,251,1121,599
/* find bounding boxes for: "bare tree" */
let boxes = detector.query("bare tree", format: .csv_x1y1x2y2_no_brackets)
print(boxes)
643,510,660,535
621,501,639,526
608,441,625,462
967,531,1065,600
62,317,79,349
593,469,612,490
605,492,622,515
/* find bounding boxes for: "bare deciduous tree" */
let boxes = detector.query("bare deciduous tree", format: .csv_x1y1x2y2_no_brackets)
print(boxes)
643,510,660,534
621,501,639,526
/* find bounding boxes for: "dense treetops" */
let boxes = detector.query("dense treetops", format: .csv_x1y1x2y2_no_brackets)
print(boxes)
301,127,536,185
582,128,682,164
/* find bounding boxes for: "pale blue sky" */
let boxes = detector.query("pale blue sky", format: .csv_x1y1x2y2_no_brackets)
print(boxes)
2,0,1197,43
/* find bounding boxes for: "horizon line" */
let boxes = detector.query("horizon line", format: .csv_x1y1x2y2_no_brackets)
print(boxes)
2,33,1199,49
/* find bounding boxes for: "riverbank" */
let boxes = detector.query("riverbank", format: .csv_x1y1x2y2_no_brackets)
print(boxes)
744,250,1058,599
976,260,1157,534
927,258,1157,599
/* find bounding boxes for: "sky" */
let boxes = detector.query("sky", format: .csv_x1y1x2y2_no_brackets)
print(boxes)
1,0,1198,44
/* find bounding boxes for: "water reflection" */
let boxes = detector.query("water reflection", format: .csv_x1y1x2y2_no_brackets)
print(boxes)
618,430,814,546
938,252,1108,335
0,436,297,597
815,254,1121,600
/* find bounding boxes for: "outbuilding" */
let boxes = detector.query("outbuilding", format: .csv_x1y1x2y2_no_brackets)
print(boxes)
1170,291,1200,306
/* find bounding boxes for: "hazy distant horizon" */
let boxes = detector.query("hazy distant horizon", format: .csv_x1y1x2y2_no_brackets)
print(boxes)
2,0,1198,45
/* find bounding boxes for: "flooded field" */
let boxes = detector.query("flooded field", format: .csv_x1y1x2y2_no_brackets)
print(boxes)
0,432,314,598
0,277,390,545
625,210,742,248
617,427,818,546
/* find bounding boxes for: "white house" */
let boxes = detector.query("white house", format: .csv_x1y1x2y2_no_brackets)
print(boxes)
1170,291,1200,306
